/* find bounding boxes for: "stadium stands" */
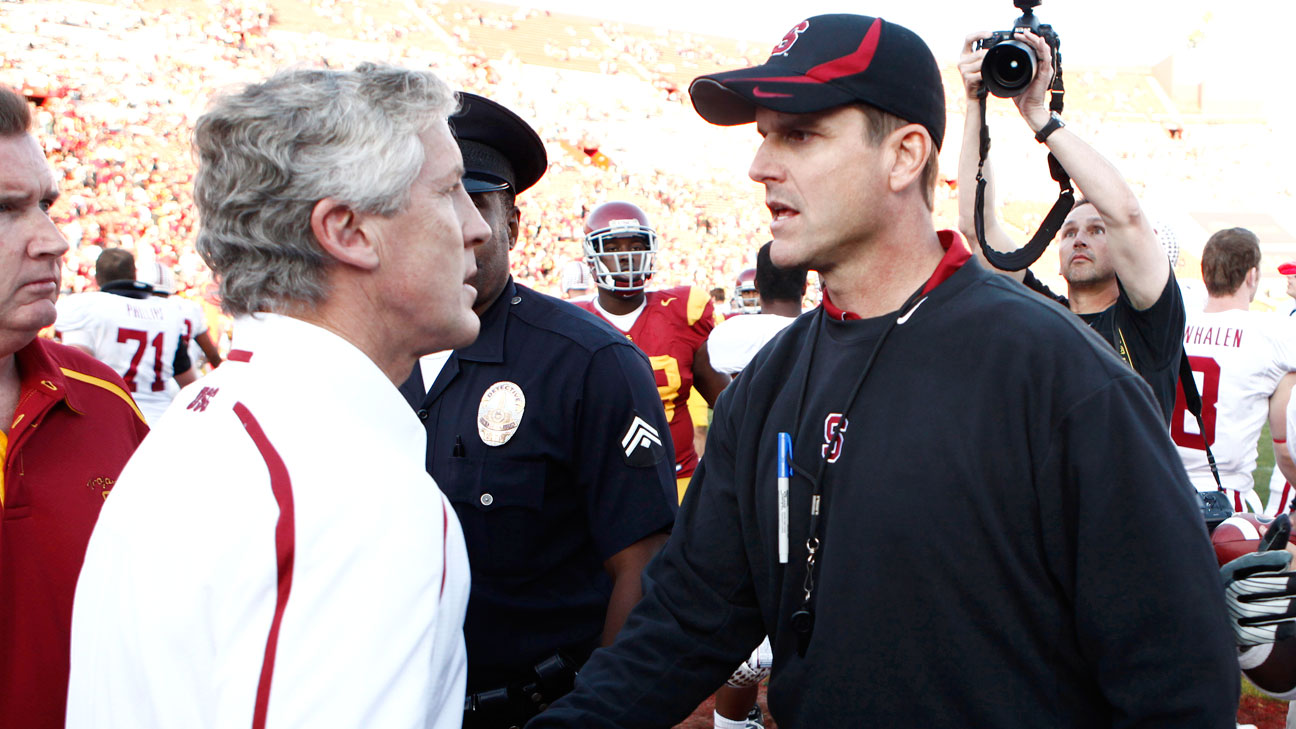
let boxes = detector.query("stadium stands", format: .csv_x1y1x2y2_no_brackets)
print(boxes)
0,0,1289,310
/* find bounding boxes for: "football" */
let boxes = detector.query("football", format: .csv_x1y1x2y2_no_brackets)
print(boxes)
1212,513,1273,567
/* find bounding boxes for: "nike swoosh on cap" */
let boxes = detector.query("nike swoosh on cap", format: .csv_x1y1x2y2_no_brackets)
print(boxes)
751,86,794,98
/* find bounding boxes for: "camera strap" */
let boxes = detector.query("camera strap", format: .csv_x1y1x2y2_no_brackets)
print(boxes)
972,75,1073,272
1177,349,1224,490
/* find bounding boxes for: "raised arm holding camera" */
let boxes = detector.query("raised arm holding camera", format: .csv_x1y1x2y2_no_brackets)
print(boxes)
957,3,1185,424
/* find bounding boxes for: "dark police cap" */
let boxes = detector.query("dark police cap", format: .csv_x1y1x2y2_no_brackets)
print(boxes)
452,92,547,195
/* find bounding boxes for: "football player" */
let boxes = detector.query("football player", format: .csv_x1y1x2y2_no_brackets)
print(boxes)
55,248,195,423
574,201,729,502
1172,228,1296,513
729,268,759,315
137,260,223,378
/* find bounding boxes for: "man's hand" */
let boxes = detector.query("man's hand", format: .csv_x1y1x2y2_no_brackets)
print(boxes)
958,32,992,101
1010,30,1055,133
1222,550,1296,646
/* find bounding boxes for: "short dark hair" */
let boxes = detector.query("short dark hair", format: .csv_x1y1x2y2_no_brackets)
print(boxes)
858,103,939,211
95,248,137,287
755,241,807,303
1202,227,1261,297
0,86,32,137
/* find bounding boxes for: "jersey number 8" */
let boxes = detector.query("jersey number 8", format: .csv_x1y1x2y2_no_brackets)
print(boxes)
1171,355,1221,451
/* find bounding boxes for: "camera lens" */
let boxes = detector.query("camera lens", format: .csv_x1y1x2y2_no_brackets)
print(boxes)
983,40,1037,97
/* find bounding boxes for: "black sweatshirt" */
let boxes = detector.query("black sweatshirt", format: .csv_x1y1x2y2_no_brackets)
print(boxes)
531,258,1237,729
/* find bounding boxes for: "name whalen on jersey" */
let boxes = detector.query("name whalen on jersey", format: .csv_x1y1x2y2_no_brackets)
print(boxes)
1184,325,1243,349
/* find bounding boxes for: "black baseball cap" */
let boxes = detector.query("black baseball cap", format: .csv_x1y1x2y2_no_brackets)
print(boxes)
451,92,548,195
689,14,946,150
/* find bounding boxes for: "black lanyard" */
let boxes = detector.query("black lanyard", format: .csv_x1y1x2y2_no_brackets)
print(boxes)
784,284,928,655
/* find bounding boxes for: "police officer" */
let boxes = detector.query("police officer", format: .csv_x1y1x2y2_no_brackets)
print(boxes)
399,93,677,729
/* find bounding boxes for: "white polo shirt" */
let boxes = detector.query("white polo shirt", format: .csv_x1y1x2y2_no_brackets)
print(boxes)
67,313,470,729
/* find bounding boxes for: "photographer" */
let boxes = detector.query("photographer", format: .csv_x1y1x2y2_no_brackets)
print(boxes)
957,26,1185,425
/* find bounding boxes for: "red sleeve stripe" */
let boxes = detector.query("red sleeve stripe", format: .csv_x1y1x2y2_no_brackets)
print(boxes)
233,401,296,729
228,349,254,362
440,499,448,599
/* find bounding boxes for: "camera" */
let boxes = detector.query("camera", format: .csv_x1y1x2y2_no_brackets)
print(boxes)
1199,490,1233,533
975,0,1061,98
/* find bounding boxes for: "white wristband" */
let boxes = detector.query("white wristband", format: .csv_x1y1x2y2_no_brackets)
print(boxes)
1239,642,1275,670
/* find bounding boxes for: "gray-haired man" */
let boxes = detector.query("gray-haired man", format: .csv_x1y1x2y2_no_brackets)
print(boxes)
67,64,489,729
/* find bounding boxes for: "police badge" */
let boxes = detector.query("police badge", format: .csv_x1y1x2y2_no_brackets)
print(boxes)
477,381,525,446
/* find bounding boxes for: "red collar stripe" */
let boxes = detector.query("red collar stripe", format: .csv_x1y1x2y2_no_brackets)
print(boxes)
922,230,972,296
822,230,971,321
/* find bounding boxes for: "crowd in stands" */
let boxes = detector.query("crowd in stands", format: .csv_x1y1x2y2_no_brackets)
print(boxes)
0,0,1288,314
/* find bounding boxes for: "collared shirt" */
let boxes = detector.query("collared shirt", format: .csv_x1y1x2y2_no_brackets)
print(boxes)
401,279,675,691
68,313,470,729
0,338,148,729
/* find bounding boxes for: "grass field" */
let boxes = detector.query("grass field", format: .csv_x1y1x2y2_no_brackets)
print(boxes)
1252,423,1281,506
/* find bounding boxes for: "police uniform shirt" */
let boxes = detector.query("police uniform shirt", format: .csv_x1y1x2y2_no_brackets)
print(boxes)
401,278,676,691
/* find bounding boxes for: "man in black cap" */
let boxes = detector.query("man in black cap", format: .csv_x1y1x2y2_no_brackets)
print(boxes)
398,93,677,729
530,15,1236,728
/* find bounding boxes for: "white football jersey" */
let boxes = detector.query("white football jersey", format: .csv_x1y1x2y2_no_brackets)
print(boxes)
171,296,211,390
707,313,798,375
56,291,191,423
1174,309,1296,493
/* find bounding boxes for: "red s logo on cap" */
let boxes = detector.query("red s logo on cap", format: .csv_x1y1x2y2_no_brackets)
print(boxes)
771,20,810,56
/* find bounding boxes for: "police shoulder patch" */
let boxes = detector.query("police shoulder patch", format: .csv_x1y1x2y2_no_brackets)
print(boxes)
621,411,665,467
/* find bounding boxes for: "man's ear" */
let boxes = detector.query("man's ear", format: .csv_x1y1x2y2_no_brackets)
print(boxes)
310,197,380,270
506,205,521,251
887,125,931,196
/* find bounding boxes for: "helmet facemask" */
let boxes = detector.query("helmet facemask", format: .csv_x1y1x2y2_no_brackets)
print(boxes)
583,226,658,293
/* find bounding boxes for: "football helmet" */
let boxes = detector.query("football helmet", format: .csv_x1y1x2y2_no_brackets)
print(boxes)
583,201,657,293
138,260,177,295
731,267,758,314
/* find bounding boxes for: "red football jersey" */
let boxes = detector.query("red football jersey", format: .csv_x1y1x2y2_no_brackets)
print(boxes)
577,286,716,479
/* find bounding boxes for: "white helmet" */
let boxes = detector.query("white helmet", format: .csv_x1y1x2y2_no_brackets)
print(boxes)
138,260,177,295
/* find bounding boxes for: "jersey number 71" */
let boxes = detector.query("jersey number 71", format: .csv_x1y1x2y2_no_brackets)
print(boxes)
117,328,167,393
